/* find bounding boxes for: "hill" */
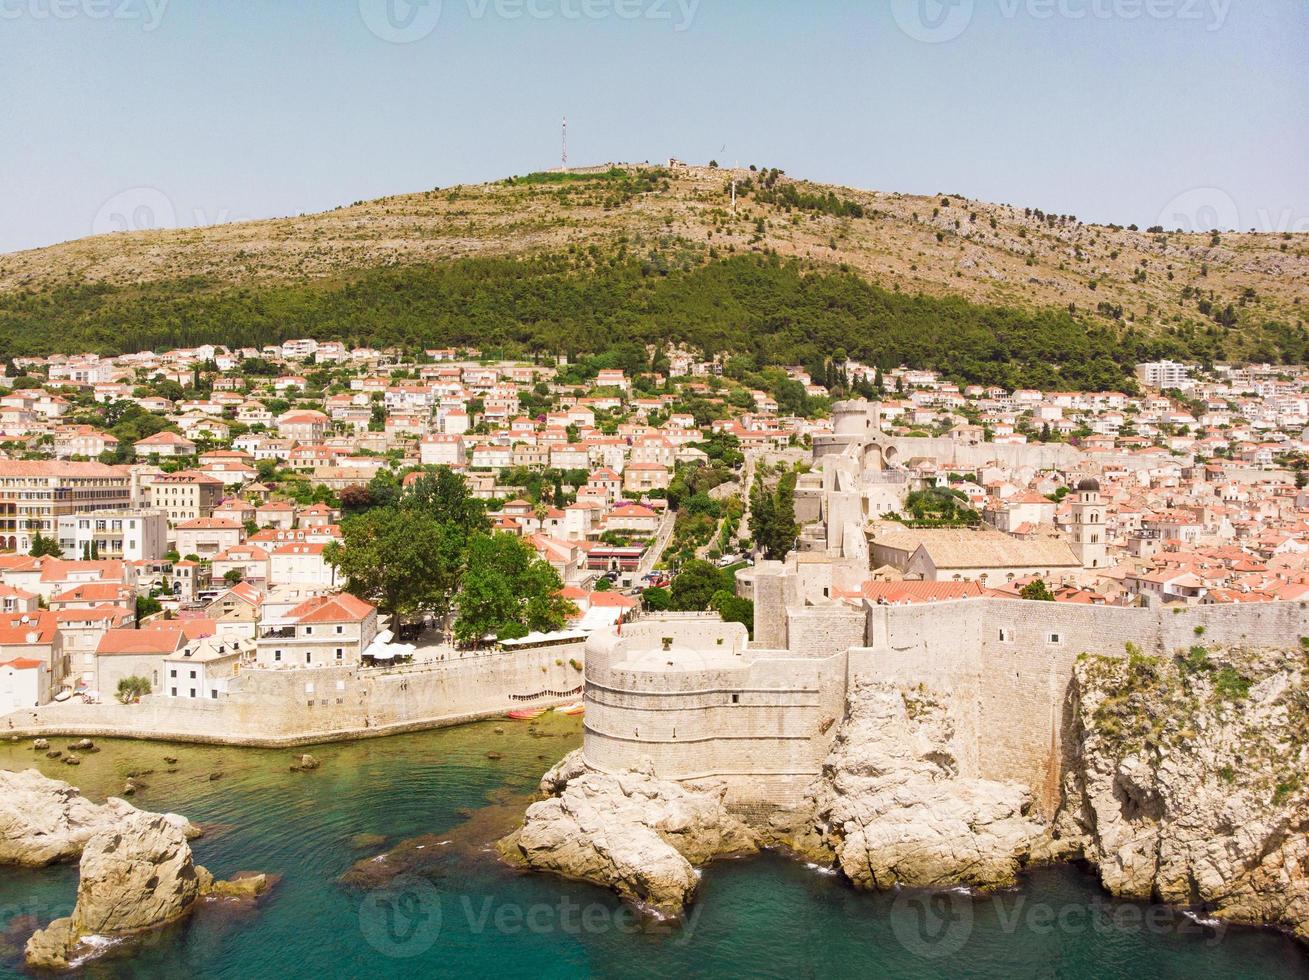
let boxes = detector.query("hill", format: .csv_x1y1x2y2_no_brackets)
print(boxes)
0,163,1305,385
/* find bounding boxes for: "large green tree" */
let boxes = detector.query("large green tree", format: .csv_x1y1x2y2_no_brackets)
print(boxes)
453,534,575,645
749,471,798,560
325,507,464,626
670,559,732,612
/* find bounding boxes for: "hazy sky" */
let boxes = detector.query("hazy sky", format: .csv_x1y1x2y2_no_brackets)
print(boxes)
2,0,1306,253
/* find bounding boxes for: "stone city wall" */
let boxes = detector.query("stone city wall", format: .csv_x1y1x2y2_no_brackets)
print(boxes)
3,643,588,746
853,598,1309,813
581,620,847,806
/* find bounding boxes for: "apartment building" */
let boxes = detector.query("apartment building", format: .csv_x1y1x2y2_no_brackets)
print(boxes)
0,461,132,554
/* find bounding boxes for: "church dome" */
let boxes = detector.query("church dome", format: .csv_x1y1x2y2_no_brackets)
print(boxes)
1076,477,1100,493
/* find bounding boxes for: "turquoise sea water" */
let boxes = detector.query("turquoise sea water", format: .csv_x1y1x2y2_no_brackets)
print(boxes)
1,721,1305,979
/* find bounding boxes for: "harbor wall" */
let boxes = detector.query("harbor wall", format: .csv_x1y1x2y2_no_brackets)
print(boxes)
2,642,587,747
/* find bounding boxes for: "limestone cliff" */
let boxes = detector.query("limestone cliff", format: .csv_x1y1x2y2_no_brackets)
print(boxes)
1056,645,1309,943
773,683,1051,890
497,751,758,918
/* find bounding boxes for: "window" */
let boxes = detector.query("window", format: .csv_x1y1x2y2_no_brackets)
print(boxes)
274,650,282,662
304,626,313,636
999,628,1012,643
1048,633,1062,645
210,690,218,699
336,625,344,634
305,652,313,664
335,648,344,661
189,689,196,698
170,687,177,697
169,669,177,678
731,694,740,704
189,670,196,679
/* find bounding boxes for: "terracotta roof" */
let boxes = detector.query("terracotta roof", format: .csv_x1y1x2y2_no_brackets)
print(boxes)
286,593,375,624
0,658,43,670
96,628,186,656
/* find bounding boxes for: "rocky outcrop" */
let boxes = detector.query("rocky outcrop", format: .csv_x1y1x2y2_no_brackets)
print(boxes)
498,751,757,917
0,769,198,868
1057,646,1309,943
778,683,1050,890
25,810,205,970
23,812,273,970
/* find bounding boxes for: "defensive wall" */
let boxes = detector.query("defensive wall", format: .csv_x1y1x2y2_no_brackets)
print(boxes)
577,593,1309,816
858,597,1308,813
2,642,588,747
580,615,848,806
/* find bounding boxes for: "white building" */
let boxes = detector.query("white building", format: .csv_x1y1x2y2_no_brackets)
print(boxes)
55,510,169,561
1136,360,1193,390
162,636,249,701
0,657,48,713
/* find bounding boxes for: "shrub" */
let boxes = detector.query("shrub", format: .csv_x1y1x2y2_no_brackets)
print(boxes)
116,676,152,704
1214,667,1252,701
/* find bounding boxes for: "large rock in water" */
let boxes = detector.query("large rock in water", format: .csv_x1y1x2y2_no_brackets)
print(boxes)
0,769,198,867
785,684,1049,890
25,810,204,970
498,751,757,918
1057,647,1309,943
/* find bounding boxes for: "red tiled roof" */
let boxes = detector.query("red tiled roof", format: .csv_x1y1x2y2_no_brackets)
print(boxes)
286,593,375,624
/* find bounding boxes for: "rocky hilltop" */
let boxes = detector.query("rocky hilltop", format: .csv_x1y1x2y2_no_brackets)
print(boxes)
1056,644,1309,943
502,649,1307,946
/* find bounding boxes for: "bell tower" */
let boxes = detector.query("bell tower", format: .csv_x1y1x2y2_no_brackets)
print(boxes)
1071,477,1106,569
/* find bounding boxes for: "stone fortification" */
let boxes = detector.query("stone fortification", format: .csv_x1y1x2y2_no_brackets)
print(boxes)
5,641,587,747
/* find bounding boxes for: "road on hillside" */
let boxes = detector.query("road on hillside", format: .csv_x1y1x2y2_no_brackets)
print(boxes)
636,508,677,578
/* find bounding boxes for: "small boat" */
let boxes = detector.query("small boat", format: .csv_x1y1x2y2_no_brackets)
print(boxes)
506,708,547,721
555,702,585,716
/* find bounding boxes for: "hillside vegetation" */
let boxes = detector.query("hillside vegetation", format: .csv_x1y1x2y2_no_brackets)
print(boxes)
2,164,1305,384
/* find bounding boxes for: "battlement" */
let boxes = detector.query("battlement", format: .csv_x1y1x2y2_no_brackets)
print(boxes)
579,589,1309,813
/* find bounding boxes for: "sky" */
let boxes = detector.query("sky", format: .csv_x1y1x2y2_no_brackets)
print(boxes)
1,0,1306,254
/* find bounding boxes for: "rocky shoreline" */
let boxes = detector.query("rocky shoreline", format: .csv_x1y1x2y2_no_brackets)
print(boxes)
497,647,1308,945
0,767,273,970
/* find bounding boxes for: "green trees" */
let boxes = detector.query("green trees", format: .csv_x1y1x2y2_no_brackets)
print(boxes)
900,487,979,527
749,471,798,560
453,534,574,645
116,676,151,704
641,586,673,611
0,251,1253,387
1020,579,1055,602
669,560,733,611
709,590,754,636
325,506,464,628
134,595,162,625
28,533,61,558
326,467,486,627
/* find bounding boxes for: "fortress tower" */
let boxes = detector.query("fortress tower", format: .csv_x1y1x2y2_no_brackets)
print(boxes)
1070,477,1106,569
